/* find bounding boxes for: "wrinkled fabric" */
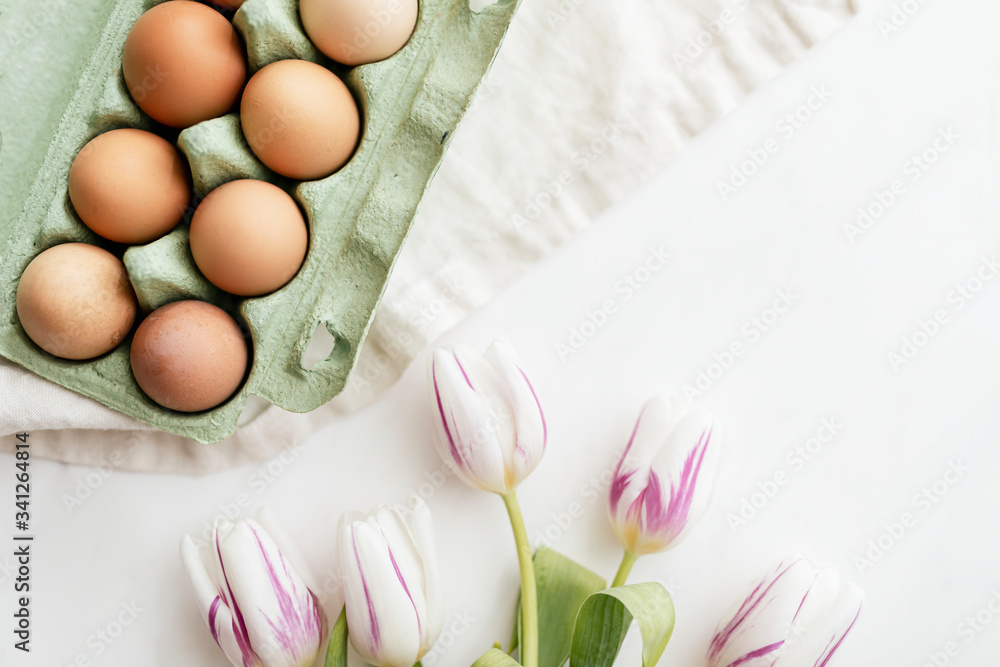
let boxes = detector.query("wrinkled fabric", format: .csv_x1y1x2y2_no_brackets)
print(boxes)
0,0,861,474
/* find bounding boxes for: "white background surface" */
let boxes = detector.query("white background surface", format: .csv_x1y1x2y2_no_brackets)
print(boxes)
3,0,1000,665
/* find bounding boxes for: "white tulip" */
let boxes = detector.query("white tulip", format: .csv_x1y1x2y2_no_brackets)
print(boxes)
180,512,325,667
339,498,444,667
608,396,720,555
428,339,547,495
707,555,864,667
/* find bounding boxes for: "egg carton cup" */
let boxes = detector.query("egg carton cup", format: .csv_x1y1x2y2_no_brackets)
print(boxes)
0,0,521,443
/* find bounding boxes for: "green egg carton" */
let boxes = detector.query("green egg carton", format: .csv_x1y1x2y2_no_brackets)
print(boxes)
0,0,521,443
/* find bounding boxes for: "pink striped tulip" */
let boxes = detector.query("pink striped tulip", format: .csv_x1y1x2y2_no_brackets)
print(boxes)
707,555,864,667
180,513,325,667
608,396,720,555
428,339,547,495
339,498,444,667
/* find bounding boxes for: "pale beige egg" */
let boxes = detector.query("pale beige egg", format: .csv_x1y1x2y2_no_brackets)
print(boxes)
300,0,419,66
16,244,137,360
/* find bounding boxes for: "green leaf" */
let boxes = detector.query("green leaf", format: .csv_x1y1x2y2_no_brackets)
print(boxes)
471,648,523,666
324,607,349,667
508,549,607,665
570,583,675,667
534,548,608,667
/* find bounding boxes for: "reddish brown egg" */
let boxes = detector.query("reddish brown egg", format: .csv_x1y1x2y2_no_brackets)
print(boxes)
240,59,360,180
69,129,191,244
130,300,249,412
16,244,137,360
123,0,247,128
190,179,308,296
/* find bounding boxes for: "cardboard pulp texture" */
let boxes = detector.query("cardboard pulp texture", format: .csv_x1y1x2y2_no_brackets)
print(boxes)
0,0,521,443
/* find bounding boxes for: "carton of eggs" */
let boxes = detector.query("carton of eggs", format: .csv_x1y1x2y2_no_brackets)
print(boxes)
0,0,523,442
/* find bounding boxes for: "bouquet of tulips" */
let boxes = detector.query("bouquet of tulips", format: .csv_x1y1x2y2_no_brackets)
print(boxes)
179,339,864,667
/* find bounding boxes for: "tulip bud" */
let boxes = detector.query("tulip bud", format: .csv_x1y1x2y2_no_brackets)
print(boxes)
428,339,547,495
707,555,864,667
607,396,720,555
339,498,444,667
180,513,326,667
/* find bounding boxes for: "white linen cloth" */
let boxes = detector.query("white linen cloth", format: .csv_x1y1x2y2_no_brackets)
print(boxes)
0,0,860,473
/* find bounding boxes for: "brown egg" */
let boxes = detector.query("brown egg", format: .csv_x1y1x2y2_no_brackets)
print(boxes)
130,300,249,412
300,0,418,66
190,179,308,296
69,129,191,244
240,60,360,180
212,0,246,8
123,0,247,128
16,244,137,360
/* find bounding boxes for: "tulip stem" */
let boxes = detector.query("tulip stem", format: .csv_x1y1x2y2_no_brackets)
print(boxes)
502,491,538,667
612,550,639,588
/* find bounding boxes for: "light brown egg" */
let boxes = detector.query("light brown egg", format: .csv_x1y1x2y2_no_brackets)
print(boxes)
16,244,137,360
240,60,360,180
123,0,247,128
190,179,308,296
69,129,191,245
300,0,418,66
130,300,249,412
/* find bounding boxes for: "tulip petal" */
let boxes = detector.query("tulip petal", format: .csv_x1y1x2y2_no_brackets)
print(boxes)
430,349,508,493
634,405,718,553
707,556,816,667
214,521,263,667
608,397,687,552
394,499,444,655
341,520,422,667
452,344,518,462
773,570,864,667
258,508,321,595
372,507,429,638
219,520,324,667
181,534,256,667
484,339,547,488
